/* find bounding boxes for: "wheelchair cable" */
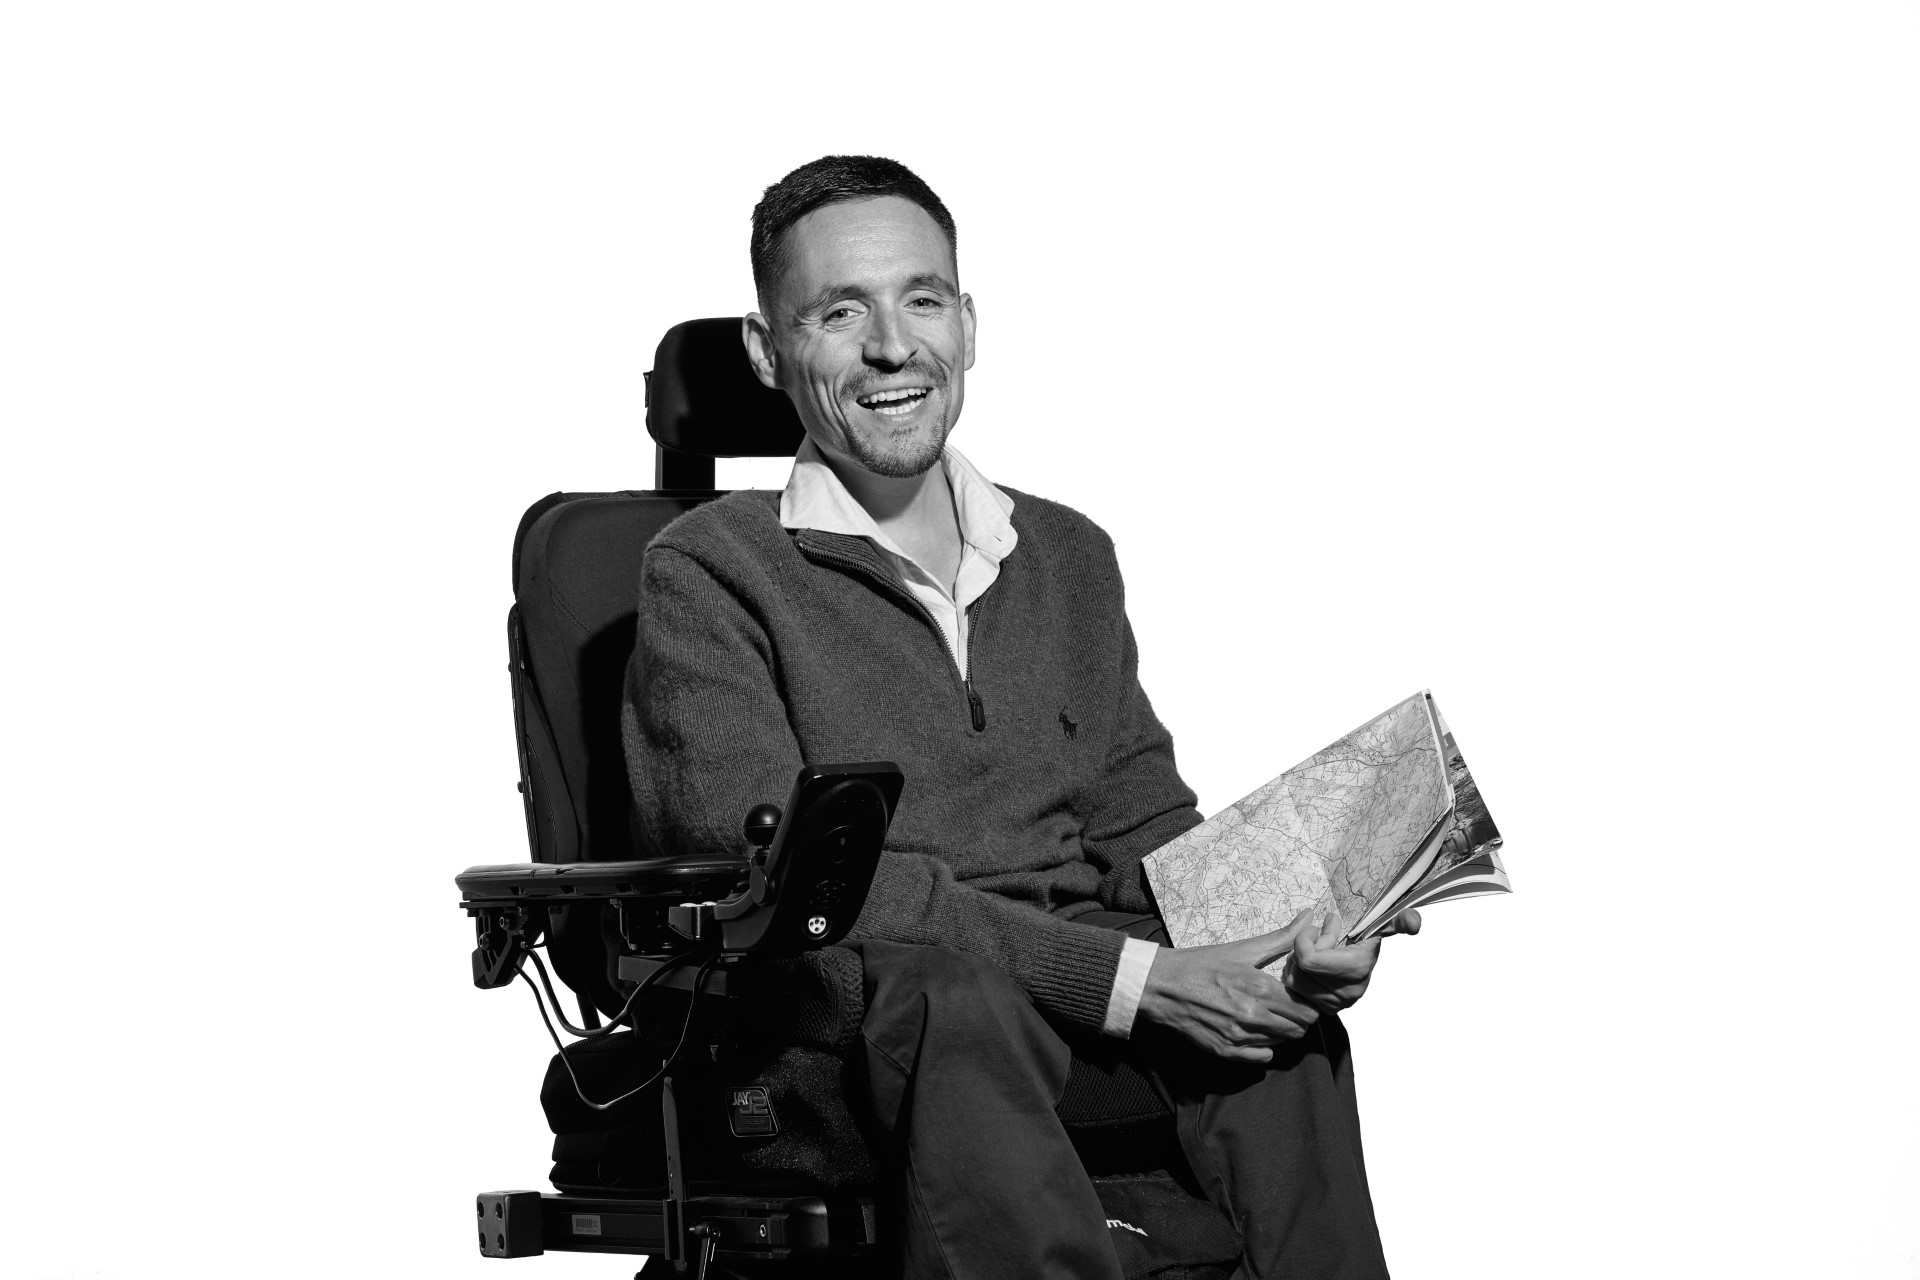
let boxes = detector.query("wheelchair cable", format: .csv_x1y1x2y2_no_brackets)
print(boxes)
522,946,664,1041
517,944,694,1044
522,950,723,1113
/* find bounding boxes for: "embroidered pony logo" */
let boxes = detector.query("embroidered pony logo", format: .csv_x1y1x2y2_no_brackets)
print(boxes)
1058,707,1078,740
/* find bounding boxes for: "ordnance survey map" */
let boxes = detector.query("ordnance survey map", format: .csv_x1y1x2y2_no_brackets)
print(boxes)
1143,691,1509,955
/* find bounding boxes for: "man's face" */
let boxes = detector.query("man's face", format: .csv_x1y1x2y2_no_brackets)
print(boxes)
745,195,976,479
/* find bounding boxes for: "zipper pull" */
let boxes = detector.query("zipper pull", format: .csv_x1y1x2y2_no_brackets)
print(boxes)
966,682,986,731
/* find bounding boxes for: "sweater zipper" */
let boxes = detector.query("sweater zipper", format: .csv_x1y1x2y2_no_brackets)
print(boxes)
963,600,986,731
798,535,989,732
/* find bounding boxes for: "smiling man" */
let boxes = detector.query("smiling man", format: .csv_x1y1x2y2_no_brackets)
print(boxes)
623,156,1409,1280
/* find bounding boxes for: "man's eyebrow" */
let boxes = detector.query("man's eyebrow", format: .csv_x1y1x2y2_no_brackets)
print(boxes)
793,282,861,318
902,272,960,296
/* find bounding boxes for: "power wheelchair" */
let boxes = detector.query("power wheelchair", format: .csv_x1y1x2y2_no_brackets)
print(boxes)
457,318,1242,1278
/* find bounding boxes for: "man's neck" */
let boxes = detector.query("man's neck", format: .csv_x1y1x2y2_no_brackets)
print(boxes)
816,443,963,589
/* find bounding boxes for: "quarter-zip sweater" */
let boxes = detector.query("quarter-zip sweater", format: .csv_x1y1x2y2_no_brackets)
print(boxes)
622,488,1203,1034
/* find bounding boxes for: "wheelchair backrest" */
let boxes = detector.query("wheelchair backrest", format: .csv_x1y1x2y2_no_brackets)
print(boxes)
508,318,804,867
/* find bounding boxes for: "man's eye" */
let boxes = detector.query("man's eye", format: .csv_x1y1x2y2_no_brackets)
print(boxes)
823,306,855,323
907,296,944,310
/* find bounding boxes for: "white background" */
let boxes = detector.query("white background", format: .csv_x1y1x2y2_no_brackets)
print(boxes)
4,3,1915,1277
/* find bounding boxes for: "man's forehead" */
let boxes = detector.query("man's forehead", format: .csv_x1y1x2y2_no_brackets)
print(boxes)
778,195,957,297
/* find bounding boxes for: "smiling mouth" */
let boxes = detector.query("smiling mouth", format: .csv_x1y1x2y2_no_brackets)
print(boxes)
856,386,932,417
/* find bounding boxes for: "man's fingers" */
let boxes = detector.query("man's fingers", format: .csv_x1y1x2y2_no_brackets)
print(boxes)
1296,933,1379,977
1256,985,1320,1029
1237,1004,1315,1039
1293,918,1326,965
1240,910,1318,968
1289,926,1366,1007
1205,982,1316,1045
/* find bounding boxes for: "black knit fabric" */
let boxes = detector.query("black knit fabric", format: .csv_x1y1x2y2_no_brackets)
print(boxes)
543,1031,880,1192
623,487,1203,1033
734,947,867,1053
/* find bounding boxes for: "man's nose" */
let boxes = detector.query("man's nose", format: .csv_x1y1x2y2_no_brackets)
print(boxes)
862,306,914,368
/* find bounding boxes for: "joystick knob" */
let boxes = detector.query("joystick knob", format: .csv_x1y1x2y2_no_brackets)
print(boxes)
743,803,782,850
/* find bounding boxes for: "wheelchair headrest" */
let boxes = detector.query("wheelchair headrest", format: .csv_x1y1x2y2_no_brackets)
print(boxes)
646,317,806,459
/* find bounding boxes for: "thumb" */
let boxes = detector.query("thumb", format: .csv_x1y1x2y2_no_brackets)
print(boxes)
1382,908,1423,937
1294,919,1325,967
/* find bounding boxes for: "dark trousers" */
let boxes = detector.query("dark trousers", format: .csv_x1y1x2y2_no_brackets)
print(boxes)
846,915,1388,1280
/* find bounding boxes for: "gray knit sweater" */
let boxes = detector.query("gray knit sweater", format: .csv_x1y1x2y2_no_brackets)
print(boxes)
621,488,1202,1033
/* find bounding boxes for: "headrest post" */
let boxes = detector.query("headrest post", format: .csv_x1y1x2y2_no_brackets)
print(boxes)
655,446,715,491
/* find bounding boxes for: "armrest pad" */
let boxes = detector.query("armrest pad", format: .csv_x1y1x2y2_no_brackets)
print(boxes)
457,856,747,904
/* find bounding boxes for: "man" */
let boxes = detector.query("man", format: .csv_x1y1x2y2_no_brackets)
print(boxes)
623,155,1416,1279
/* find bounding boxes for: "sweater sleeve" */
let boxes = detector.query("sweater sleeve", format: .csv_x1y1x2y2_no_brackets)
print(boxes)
624,541,1131,1033
849,846,1127,1032
623,545,804,862
1080,593,1205,918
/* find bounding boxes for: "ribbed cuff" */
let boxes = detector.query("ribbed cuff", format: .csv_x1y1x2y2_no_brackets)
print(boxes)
1101,937,1160,1038
1026,923,1128,1033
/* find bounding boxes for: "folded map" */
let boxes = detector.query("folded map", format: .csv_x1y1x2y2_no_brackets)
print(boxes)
1142,691,1508,952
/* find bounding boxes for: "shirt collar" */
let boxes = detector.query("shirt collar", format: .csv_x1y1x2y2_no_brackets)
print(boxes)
779,437,1018,566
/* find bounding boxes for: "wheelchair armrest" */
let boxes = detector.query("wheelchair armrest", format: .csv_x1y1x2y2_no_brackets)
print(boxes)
456,856,749,905
458,762,904,991
458,856,749,991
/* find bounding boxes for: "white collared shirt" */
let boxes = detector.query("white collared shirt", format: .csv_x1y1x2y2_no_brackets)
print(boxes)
779,440,1159,1038
779,438,1015,678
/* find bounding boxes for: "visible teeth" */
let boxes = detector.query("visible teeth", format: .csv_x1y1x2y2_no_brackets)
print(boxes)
859,387,929,406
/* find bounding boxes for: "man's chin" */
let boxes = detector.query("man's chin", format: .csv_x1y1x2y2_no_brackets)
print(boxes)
845,421,950,479
852,445,944,479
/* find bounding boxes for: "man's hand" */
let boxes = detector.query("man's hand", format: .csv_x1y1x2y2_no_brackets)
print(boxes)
1135,913,1327,1062
1282,909,1422,1015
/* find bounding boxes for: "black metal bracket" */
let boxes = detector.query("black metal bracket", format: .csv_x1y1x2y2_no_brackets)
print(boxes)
666,899,720,944
616,953,730,997
471,903,545,989
660,1074,721,1277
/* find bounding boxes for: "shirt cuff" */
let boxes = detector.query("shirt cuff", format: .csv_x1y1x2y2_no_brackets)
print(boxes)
1101,937,1160,1039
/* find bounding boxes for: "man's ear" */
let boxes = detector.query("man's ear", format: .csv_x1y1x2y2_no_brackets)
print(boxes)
960,293,978,372
742,313,781,390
